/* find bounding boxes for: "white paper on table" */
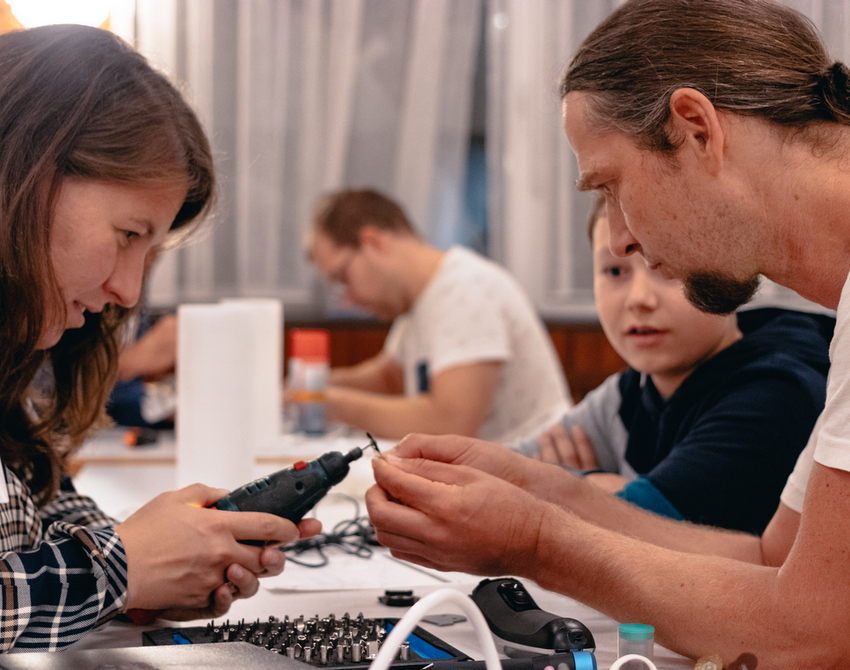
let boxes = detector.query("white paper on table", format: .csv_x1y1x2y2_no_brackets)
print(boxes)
266,546,474,591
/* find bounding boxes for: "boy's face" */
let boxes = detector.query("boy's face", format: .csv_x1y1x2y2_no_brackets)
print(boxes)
593,215,739,392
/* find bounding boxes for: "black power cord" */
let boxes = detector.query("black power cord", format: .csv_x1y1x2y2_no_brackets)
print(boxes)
283,495,379,568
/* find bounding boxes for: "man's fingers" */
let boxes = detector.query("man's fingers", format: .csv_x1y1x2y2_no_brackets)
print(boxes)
373,455,475,502
159,585,232,622
258,546,285,577
297,518,323,539
365,480,441,546
390,433,481,463
368,521,431,557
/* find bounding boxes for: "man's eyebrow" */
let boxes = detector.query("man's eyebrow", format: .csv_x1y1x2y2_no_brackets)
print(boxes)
575,171,599,192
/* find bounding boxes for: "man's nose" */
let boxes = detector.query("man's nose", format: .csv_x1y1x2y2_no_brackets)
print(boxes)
607,206,641,257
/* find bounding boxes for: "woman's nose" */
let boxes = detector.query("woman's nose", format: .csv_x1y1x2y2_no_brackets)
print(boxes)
103,253,145,308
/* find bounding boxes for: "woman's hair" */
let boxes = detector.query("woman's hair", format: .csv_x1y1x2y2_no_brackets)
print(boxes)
312,188,418,248
561,0,850,152
0,24,215,504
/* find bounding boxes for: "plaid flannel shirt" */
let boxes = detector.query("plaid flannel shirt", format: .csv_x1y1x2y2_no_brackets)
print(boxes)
0,468,128,652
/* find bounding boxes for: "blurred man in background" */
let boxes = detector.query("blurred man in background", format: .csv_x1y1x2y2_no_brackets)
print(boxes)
307,188,570,443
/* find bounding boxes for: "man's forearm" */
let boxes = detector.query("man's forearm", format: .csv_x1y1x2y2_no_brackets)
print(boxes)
524,503,831,666
328,357,404,394
520,462,766,562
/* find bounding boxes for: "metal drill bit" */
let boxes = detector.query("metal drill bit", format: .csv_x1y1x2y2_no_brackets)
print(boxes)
366,433,384,459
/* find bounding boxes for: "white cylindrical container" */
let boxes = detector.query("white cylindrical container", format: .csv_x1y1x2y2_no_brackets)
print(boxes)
176,299,282,489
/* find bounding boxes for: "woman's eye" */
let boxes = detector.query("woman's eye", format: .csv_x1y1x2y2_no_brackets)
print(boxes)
604,266,624,277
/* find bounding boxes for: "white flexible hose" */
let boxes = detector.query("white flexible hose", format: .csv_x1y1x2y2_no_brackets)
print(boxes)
608,654,659,670
369,588,503,670
367,585,654,670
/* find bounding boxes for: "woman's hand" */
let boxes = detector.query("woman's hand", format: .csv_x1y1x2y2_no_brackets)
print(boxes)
115,484,321,617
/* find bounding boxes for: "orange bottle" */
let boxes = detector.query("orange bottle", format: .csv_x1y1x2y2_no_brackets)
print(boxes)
288,329,330,435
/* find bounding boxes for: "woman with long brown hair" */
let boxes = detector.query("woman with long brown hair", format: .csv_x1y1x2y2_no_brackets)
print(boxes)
0,24,315,651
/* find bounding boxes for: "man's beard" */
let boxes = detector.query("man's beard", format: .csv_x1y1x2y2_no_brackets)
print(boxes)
683,271,761,315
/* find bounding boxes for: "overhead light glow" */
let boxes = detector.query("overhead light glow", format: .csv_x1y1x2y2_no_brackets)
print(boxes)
8,0,111,28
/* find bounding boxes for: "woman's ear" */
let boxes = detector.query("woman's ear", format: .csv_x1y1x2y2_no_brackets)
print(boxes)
668,87,725,175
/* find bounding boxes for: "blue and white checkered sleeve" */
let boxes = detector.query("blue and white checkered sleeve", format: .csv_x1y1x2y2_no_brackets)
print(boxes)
38,477,119,530
0,523,128,652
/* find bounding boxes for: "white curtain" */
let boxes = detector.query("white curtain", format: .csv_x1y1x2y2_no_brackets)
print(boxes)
485,0,620,320
134,0,849,316
485,0,848,318
135,0,482,309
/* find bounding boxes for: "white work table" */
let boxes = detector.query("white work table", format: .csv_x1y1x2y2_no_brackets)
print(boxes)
67,429,694,670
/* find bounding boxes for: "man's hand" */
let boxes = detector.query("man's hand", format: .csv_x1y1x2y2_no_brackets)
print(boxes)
115,485,321,617
387,433,570,499
535,423,598,469
366,452,553,575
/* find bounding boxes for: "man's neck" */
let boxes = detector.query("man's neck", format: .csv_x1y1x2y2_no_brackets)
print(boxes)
395,238,447,308
745,129,850,310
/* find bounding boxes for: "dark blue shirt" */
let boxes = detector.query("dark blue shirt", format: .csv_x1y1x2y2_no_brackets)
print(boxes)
617,308,832,534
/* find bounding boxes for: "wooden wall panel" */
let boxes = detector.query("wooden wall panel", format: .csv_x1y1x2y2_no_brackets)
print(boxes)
547,324,626,404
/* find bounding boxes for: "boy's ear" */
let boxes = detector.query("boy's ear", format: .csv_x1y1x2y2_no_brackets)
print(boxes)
667,88,725,175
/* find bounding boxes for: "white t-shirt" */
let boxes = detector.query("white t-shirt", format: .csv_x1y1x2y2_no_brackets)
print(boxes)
780,270,848,512
383,246,570,444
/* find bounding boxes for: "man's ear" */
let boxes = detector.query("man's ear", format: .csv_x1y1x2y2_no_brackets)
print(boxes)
358,225,390,253
668,88,725,175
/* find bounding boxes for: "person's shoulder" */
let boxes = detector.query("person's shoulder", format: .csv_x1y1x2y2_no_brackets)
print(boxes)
442,246,508,277
432,247,522,296
679,308,831,401
735,307,832,370
737,306,834,342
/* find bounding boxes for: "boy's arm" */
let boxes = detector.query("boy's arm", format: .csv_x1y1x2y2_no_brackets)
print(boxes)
521,372,625,472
